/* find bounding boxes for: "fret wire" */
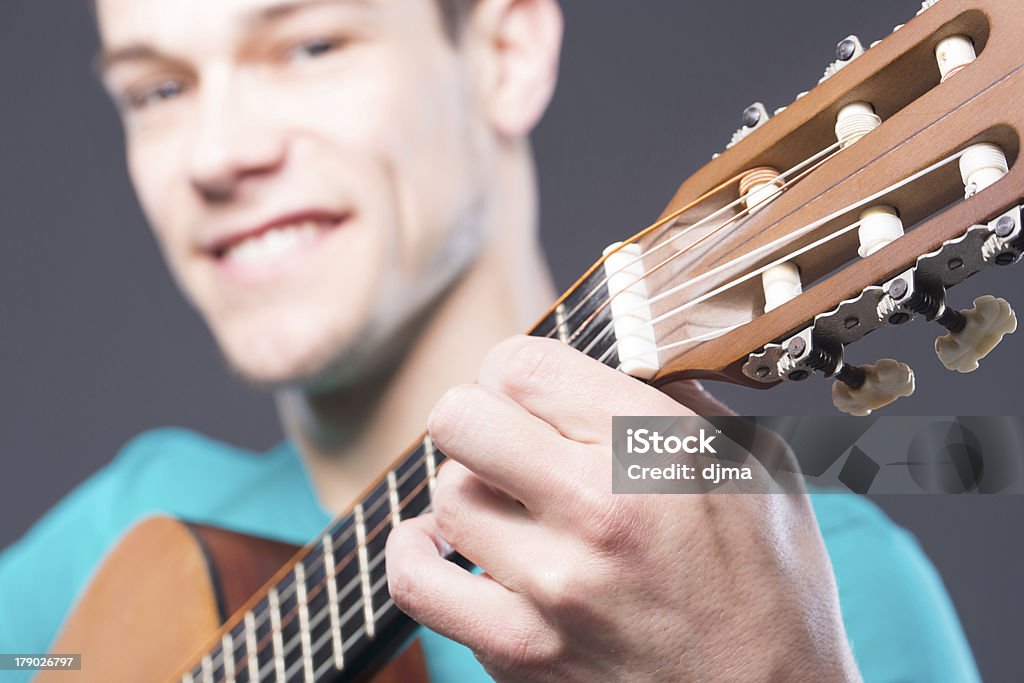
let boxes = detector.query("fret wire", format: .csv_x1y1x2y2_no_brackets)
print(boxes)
244,610,258,682
354,503,376,639
423,435,437,498
268,587,286,682
554,303,570,342
201,654,213,683
322,533,345,672
221,632,235,683
295,562,315,682
387,470,401,529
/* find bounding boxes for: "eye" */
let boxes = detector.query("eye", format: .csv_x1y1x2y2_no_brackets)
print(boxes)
286,37,343,62
125,80,186,111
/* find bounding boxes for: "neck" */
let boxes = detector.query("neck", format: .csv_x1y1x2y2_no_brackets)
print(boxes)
276,146,556,513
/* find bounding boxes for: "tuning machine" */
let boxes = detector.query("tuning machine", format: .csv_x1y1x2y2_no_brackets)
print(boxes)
935,295,1017,373
742,325,917,416
832,359,915,416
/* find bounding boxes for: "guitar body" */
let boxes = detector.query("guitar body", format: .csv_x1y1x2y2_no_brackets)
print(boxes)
40,517,428,683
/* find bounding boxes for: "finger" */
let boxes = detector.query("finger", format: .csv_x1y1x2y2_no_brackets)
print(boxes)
428,383,585,510
657,379,735,416
386,514,539,657
477,335,692,444
432,461,536,590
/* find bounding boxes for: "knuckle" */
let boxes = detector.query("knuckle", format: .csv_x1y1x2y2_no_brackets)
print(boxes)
576,489,651,555
386,535,421,613
427,385,476,447
478,623,563,676
528,557,595,620
430,471,467,544
488,335,562,400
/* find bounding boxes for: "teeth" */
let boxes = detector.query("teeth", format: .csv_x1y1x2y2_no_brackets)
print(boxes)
225,221,323,266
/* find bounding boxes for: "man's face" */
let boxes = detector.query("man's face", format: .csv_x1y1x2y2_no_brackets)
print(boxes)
97,0,488,388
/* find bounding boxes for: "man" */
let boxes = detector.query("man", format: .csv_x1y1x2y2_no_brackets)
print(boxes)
0,0,980,681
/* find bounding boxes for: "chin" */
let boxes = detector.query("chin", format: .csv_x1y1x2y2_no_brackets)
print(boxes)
214,317,364,391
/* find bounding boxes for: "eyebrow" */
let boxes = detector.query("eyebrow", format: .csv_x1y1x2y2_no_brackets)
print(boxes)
97,44,168,74
96,0,372,76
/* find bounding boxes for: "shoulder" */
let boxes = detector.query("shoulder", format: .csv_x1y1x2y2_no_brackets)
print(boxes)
809,493,980,683
0,428,316,657
107,427,285,509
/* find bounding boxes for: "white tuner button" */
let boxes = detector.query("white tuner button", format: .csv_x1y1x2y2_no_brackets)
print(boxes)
960,142,1008,198
935,295,1017,373
835,102,881,148
832,359,915,416
935,35,976,82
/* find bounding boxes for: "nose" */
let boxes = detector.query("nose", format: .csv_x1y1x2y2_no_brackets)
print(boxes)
186,74,286,203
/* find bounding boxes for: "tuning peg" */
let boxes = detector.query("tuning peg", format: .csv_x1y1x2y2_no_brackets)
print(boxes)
832,359,915,416
934,295,1017,373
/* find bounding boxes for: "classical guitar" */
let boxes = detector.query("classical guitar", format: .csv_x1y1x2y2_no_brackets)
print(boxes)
40,0,1023,680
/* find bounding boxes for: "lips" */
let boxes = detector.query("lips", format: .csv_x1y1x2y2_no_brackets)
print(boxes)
202,210,348,282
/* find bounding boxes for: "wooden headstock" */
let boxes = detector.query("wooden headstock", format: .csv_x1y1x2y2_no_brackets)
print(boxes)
603,0,1024,411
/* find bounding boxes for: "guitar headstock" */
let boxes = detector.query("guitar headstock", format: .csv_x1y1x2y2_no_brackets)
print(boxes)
591,0,1022,415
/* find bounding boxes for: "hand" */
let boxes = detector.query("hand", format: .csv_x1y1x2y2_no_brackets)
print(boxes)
386,335,861,682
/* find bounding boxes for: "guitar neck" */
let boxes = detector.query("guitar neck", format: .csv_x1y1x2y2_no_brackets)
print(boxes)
180,271,618,683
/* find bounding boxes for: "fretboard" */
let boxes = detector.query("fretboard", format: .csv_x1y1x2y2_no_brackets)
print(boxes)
180,269,617,683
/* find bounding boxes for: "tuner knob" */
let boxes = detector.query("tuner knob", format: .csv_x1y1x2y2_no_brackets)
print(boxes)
832,359,915,416
835,102,881,148
935,35,976,82
935,295,1017,373
960,142,1008,198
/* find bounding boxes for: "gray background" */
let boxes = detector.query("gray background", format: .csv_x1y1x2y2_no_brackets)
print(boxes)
1,0,1020,679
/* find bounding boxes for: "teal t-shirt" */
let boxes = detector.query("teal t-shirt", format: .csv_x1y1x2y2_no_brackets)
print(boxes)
0,428,980,682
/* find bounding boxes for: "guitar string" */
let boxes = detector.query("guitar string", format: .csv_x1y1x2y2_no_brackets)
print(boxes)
199,150,969,683
575,146,842,360
545,141,844,345
597,148,969,365
203,452,434,678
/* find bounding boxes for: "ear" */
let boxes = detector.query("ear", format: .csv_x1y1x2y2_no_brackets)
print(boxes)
465,0,564,139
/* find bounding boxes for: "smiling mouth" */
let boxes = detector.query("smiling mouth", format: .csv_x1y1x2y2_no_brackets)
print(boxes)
209,212,348,269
